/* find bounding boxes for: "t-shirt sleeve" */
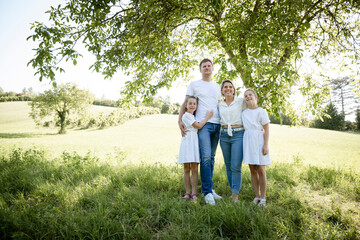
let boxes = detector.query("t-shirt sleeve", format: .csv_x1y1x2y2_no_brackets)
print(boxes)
217,85,222,101
260,108,270,125
186,82,194,96
182,113,196,127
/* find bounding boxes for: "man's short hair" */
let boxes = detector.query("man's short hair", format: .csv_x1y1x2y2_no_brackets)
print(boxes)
199,58,213,69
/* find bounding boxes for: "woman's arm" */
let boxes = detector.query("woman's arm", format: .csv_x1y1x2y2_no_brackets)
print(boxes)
192,111,213,129
262,123,270,155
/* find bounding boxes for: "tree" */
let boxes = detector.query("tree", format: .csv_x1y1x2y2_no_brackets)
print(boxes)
356,109,360,130
311,102,345,131
30,83,94,134
27,0,360,120
329,76,360,116
22,88,28,94
0,87,3,93
28,87,34,95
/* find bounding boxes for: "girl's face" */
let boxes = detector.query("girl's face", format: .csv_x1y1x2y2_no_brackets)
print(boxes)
186,98,197,113
221,82,235,97
244,90,257,105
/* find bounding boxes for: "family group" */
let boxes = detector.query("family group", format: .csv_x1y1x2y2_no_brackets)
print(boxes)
178,58,270,206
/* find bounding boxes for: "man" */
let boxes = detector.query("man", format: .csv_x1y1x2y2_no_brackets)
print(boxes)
178,58,222,205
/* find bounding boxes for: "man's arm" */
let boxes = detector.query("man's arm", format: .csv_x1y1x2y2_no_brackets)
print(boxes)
178,96,189,137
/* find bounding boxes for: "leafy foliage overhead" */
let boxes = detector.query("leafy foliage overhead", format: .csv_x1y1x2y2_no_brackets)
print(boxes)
28,0,360,120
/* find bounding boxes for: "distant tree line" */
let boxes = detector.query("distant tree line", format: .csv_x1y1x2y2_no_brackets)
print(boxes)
310,102,359,131
271,76,360,131
93,97,180,115
93,99,119,107
271,102,360,131
0,88,180,115
0,91,34,102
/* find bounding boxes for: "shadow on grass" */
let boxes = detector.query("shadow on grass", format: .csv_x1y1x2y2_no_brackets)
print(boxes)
73,127,108,132
0,132,57,139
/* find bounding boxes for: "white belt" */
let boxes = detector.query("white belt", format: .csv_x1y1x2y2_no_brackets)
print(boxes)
221,126,244,136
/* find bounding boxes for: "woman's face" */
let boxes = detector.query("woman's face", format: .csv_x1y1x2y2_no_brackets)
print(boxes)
222,82,235,97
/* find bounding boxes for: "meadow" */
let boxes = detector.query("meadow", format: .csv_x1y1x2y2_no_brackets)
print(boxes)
0,102,359,239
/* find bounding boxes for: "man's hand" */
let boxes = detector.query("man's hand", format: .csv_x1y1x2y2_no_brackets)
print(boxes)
178,120,186,137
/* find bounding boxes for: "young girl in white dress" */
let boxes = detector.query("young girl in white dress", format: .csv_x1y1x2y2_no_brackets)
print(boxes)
178,96,213,201
242,89,270,206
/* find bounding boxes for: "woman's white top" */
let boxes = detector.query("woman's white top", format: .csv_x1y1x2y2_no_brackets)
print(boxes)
186,79,222,124
242,107,271,165
178,112,200,164
218,97,246,136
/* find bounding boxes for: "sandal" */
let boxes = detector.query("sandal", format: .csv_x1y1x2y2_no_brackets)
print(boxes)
190,193,198,201
232,194,239,203
253,197,260,204
258,198,266,207
182,193,191,201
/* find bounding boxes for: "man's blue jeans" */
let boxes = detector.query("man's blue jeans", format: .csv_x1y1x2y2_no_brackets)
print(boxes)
219,128,244,194
198,122,220,195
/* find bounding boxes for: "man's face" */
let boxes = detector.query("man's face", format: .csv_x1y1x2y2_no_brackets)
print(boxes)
200,61,213,76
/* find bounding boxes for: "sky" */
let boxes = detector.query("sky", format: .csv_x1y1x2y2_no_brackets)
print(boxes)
0,0,188,103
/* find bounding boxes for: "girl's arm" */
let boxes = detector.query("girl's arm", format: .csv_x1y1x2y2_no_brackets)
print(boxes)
192,111,213,129
262,123,270,155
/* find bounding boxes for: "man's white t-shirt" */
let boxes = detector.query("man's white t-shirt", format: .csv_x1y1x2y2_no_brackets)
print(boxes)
186,79,221,124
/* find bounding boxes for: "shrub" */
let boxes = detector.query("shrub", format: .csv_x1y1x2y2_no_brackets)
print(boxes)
311,102,345,131
344,121,357,131
270,114,292,125
161,104,170,114
356,109,360,131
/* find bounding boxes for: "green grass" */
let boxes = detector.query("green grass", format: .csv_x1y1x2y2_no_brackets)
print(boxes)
0,102,359,239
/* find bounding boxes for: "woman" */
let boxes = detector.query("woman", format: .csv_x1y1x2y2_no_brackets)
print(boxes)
218,80,246,202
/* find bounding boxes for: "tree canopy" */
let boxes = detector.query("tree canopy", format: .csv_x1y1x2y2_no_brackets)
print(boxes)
30,83,94,134
28,0,360,121
328,76,359,116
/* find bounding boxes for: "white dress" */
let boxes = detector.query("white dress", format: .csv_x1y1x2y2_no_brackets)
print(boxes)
242,107,271,165
178,112,200,164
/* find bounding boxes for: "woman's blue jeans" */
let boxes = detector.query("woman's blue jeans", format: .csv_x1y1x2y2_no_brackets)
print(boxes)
220,128,244,194
198,122,220,195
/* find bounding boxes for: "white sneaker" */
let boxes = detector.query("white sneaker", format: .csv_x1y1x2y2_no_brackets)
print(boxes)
253,197,260,204
204,193,215,205
258,198,266,207
212,190,222,200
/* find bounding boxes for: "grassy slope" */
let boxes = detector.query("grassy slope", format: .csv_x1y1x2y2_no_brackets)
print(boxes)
1,102,359,239
0,102,180,163
1,102,359,169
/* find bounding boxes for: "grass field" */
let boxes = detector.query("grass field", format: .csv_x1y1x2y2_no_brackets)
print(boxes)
1,102,359,239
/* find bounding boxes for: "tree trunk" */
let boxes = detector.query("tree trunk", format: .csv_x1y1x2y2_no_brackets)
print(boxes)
58,111,67,134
